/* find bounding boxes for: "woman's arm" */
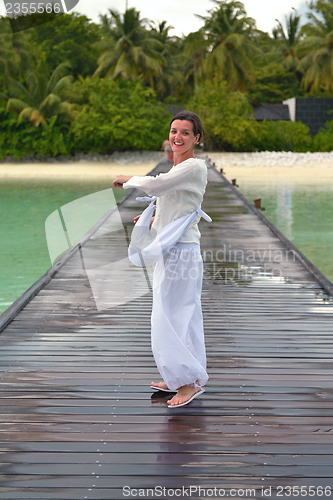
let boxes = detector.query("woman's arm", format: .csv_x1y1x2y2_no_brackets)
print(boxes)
112,175,133,188
122,160,197,197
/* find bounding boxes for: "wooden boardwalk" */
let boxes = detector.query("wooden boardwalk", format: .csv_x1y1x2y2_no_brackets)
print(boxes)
1,159,333,500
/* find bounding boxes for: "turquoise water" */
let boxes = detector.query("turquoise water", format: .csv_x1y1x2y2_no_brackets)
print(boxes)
237,181,333,284
0,178,124,315
1,174,333,316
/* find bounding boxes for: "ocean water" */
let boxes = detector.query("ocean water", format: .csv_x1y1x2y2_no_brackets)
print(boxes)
0,178,124,315
1,172,333,316
236,180,333,284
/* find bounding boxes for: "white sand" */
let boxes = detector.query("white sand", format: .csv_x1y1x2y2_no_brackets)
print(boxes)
2,151,333,185
206,152,333,186
0,151,164,181
0,162,158,181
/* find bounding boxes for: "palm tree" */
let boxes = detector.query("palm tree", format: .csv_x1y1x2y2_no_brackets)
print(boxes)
0,58,75,126
298,0,333,93
149,20,186,100
273,9,302,70
182,29,210,94
0,21,32,80
197,0,262,91
149,20,173,45
94,8,166,87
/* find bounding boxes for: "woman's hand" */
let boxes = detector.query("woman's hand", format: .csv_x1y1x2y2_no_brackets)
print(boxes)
112,175,133,188
134,215,155,228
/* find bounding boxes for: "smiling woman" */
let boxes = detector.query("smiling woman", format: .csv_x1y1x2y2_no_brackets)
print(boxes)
169,116,201,164
112,110,210,409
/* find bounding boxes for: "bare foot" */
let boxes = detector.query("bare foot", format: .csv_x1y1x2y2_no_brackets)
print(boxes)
151,381,170,391
167,385,202,407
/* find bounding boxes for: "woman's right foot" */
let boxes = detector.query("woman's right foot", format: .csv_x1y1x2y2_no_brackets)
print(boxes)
167,385,204,407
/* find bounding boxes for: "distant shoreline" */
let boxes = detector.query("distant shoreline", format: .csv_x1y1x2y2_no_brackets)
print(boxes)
0,150,164,164
207,152,333,185
207,151,333,168
0,162,159,181
0,151,164,181
1,150,333,183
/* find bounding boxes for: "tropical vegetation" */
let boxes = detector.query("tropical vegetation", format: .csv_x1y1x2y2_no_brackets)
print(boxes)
2,0,333,157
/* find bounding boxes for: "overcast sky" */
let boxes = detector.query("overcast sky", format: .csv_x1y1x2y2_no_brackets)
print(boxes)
1,0,310,34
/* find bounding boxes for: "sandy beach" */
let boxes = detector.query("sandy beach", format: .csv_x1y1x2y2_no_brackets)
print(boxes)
207,152,333,186
0,151,164,181
0,162,158,181
1,151,333,185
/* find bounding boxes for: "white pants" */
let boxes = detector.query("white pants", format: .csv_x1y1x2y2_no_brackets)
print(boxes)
151,242,209,391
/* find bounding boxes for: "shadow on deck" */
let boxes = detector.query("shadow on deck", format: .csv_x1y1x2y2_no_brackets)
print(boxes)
1,159,333,499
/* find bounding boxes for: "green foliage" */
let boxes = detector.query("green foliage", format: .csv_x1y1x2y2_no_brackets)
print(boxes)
2,58,75,125
70,78,172,152
0,101,72,158
188,79,259,151
312,119,333,151
197,0,261,91
94,8,165,87
248,63,304,103
0,78,172,158
0,16,33,82
150,22,184,101
2,2,333,157
33,118,72,156
255,121,313,152
28,13,102,79
187,80,313,152
0,101,28,158
272,10,302,71
298,0,333,94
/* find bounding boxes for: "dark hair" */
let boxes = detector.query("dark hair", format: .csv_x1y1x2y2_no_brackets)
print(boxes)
170,111,204,141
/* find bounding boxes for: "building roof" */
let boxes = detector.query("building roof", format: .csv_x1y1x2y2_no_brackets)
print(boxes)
252,104,290,121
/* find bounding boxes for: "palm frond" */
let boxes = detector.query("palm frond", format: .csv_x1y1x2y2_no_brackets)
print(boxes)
52,75,74,96
7,98,30,114
39,93,61,115
7,78,33,104
47,61,72,94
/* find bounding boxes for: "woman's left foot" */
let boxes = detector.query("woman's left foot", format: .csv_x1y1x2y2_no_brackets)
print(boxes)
151,381,176,393
167,385,205,408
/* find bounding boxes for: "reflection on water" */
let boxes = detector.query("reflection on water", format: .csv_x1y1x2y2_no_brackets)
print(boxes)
237,179,333,284
276,186,293,240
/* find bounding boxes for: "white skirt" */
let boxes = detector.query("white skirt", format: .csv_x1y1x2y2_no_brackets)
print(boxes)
151,242,209,391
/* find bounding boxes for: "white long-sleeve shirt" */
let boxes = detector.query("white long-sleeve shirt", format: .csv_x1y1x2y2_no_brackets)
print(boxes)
123,157,208,244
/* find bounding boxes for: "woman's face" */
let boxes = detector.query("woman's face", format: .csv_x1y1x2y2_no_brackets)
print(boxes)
169,119,200,155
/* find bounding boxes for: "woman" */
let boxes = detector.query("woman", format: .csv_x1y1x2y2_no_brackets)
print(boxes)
112,111,209,408
162,139,173,162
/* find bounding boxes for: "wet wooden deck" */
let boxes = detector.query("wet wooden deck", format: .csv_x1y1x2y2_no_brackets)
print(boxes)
1,159,333,499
